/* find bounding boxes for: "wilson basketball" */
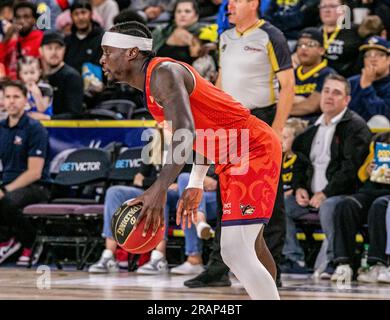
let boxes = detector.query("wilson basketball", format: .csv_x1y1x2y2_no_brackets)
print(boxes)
111,200,165,254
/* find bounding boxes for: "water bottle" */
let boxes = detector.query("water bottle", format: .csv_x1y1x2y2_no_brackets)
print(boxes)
361,244,369,270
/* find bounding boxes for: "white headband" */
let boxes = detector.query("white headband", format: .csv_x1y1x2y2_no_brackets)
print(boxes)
101,32,153,51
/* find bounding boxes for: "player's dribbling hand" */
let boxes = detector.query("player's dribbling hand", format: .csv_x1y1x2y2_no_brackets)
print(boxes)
176,188,203,230
128,184,167,237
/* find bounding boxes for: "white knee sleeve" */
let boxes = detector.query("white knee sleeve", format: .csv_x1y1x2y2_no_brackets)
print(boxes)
221,224,280,300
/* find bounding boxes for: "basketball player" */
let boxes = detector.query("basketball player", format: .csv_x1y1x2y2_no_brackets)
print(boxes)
100,21,282,299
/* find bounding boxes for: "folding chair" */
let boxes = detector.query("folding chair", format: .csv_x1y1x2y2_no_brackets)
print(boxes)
95,99,137,119
23,148,111,269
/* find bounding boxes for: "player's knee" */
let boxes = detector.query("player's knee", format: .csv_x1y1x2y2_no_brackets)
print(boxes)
220,235,240,269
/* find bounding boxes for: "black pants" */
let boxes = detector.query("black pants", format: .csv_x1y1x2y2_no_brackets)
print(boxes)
0,184,50,248
334,193,390,266
206,105,286,275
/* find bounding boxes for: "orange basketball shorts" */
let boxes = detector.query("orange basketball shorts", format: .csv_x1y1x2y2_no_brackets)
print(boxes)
217,115,282,227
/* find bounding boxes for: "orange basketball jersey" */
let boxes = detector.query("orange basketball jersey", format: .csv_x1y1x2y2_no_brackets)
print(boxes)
144,57,251,130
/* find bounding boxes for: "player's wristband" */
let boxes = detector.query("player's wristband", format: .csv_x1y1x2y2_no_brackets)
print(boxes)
186,164,209,189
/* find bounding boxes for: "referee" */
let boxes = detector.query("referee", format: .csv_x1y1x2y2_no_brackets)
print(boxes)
185,0,294,288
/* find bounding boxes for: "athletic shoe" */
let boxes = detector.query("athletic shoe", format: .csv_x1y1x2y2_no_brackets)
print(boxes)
16,245,43,267
280,259,309,274
330,264,353,283
115,248,129,269
319,263,336,280
88,249,119,273
184,271,231,288
0,238,21,264
136,250,168,275
196,221,212,240
357,264,387,283
378,267,390,283
170,262,204,275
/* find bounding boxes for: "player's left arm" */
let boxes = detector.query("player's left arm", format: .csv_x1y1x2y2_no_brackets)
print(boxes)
130,62,196,236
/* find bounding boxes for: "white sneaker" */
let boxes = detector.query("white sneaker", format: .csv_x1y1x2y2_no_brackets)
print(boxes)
357,265,387,283
196,221,212,240
378,266,390,283
170,261,204,275
330,264,353,283
136,250,168,275
88,249,119,273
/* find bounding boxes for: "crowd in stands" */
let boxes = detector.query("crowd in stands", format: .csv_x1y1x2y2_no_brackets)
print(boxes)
0,0,390,287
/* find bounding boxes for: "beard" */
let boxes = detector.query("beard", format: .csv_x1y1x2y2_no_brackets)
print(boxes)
19,26,33,37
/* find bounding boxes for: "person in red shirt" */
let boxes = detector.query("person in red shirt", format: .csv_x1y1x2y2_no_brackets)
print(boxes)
100,21,282,300
0,2,43,79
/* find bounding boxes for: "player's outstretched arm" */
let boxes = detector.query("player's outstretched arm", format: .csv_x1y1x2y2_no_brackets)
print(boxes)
130,62,196,237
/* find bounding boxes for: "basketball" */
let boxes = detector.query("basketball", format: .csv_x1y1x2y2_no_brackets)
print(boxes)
111,200,165,254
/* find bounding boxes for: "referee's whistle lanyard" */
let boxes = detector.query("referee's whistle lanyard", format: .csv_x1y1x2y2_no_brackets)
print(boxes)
323,26,341,51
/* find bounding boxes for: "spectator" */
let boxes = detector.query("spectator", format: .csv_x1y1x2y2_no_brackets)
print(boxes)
88,129,179,274
130,0,175,23
169,171,218,275
17,56,53,120
152,0,202,65
0,80,51,266
358,15,387,40
319,0,362,77
281,74,371,277
348,36,390,123
0,1,44,79
189,24,218,82
55,8,105,36
291,28,336,120
40,32,83,116
362,0,390,40
331,132,390,283
281,118,308,198
0,0,14,22
64,0,104,74
264,0,320,45
90,0,119,30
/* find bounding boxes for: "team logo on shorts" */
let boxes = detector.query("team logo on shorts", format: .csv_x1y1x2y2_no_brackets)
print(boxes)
240,204,255,216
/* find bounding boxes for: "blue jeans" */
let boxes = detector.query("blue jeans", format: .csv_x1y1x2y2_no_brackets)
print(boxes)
282,194,345,263
177,173,217,256
103,185,179,241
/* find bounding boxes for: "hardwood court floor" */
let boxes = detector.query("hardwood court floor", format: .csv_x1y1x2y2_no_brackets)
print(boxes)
0,268,389,300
